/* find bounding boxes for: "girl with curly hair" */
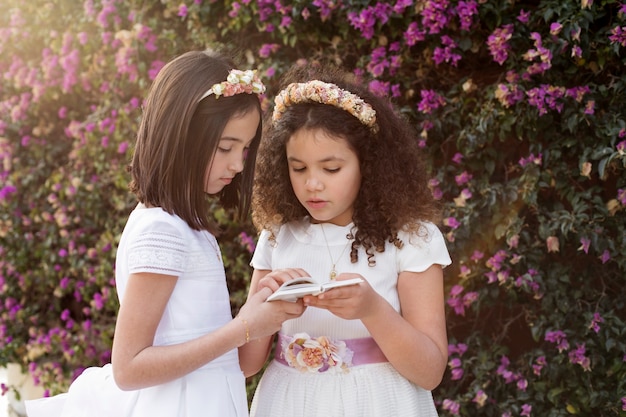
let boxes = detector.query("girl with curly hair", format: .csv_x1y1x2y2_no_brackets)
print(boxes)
240,64,452,417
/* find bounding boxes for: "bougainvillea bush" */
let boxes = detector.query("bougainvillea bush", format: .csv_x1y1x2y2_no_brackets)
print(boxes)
1,0,625,415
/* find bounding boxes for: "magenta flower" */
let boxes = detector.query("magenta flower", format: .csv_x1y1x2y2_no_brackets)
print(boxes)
259,43,280,58
609,26,626,47
487,24,514,65
589,312,604,333
177,4,188,18
404,22,425,46
454,171,473,186
568,343,591,371
456,0,478,31
550,22,563,36
578,237,591,254
433,35,462,66
443,217,461,229
617,188,626,205
472,390,487,407
545,330,569,352
521,404,532,417
442,399,460,415
421,0,450,35
228,2,241,18
471,250,484,262
448,343,468,356
532,356,546,376
118,141,129,154
238,232,256,254
149,60,166,81
312,0,339,21
417,89,446,114
600,249,611,264
517,9,530,24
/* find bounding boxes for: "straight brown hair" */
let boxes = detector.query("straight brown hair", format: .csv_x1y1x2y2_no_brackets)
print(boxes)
129,50,262,233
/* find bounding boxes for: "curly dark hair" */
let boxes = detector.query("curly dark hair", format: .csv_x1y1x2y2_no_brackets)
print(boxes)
252,64,441,265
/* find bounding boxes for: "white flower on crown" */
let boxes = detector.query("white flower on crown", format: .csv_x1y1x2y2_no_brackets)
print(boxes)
199,69,266,101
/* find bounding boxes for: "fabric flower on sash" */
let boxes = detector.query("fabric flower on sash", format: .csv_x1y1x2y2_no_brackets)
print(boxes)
281,333,354,374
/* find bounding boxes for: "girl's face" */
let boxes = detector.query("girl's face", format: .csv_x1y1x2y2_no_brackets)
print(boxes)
204,109,260,194
286,128,361,226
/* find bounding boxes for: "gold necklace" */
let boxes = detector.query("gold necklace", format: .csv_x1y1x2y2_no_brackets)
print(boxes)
204,231,222,263
320,224,351,280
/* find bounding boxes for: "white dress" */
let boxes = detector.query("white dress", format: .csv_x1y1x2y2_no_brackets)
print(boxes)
25,205,248,417
249,219,451,417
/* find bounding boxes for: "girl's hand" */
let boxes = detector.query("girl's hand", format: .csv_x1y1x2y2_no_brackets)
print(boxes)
237,287,306,340
255,268,310,293
302,273,383,320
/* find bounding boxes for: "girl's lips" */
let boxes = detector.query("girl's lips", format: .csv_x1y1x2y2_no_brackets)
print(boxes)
307,200,327,209
221,178,233,185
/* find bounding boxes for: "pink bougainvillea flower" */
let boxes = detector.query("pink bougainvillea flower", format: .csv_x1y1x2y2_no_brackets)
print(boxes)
517,9,530,24
589,312,604,333
600,249,611,264
473,390,488,407
417,89,446,114
545,330,570,352
533,356,547,376
442,399,460,415
487,24,514,65
578,237,591,253
609,26,626,46
569,343,591,371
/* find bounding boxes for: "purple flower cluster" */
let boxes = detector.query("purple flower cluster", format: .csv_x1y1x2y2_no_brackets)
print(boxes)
446,284,478,316
487,24,514,65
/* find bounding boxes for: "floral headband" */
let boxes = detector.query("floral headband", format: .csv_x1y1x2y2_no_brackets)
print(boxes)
272,80,378,133
199,69,266,101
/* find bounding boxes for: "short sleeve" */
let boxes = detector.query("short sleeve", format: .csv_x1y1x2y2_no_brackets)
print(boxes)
396,222,452,273
127,220,188,276
250,229,273,270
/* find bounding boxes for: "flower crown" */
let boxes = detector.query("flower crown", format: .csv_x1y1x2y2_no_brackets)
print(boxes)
272,80,378,133
199,69,266,101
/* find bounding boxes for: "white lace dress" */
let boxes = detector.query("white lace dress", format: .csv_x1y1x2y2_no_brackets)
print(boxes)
26,205,248,417
249,219,451,417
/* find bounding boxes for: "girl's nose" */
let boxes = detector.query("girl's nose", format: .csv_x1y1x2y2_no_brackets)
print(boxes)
229,155,244,173
305,177,323,191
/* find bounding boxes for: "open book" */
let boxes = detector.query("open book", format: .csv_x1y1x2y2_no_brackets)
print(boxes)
266,277,364,302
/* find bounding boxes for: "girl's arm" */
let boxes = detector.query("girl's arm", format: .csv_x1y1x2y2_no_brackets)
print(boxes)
238,269,274,376
112,271,304,390
305,264,448,390
239,268,309,377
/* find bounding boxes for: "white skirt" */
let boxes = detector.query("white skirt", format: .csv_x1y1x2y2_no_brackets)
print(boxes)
25,364,248,417
250,360,438,417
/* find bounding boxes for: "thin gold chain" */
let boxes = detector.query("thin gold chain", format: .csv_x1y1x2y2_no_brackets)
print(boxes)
320,224,351,280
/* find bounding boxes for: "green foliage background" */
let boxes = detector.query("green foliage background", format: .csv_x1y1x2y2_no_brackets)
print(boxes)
1,0,625,415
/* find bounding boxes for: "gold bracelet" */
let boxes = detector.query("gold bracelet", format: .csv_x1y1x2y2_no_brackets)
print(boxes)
240,318,250,343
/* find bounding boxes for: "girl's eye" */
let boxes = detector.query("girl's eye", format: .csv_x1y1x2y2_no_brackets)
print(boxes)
325,168,340,173
290,166,306,173
218,147,232,153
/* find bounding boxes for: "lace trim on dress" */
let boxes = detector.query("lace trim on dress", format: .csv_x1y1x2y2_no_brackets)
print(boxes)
128,230,187,275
